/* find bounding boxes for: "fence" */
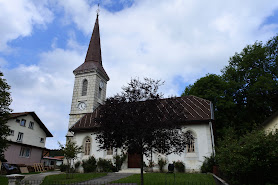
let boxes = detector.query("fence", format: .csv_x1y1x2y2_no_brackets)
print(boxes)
18,180,216,185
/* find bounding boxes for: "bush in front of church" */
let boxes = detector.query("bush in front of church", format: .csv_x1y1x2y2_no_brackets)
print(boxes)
82,156,97,173
97,158,117,172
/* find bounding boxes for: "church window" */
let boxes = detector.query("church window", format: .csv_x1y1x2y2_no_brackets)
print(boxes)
84,138,91,155
82,79,88,96
186,131,195,153
98,87,102,99
107,148,113,155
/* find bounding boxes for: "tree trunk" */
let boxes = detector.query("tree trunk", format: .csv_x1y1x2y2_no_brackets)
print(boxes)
140,152,144,185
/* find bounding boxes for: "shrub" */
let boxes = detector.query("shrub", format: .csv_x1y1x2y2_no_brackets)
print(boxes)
59,164,69,172
174,161,185,173
217,129,278,185
113,153,127,171
158,158,167,172
74,161,81,169
97,158,117,172
201,155,216,173
82,156,97,173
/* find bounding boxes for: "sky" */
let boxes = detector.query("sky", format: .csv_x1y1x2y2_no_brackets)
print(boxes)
1,0,278,149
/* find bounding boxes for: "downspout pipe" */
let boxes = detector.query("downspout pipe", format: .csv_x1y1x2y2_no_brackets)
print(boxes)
209,102,215,156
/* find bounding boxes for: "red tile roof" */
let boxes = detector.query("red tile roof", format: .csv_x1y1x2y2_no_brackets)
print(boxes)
9,112,53,137
70,96,213,132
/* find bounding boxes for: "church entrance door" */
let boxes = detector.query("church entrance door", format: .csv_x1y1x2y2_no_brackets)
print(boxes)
128,153,141,168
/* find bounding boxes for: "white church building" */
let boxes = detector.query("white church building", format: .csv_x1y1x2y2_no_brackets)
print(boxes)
66,14,215,172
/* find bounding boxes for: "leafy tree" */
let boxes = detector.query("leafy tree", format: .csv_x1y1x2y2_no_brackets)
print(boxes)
58,140,82,177
0,72,12,161
182,35,278,138
96,78,193,185
216,129,278,185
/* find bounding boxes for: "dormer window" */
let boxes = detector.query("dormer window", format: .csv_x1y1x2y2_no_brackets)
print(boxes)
82,79,88,96
20,119,26,127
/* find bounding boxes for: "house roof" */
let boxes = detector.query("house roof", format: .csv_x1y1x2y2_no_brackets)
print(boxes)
9,112,53,137
73,15,109,81
70,95,213,132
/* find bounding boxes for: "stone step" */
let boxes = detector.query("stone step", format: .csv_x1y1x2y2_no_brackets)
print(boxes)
117,168,145,174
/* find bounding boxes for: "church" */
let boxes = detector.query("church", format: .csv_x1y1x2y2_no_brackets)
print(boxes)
66,14,215,172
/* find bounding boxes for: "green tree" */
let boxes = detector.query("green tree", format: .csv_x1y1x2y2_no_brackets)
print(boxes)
182,35,278,137
59,140,82,177
217,129,278,185
96,78,193,185
222,36,278,133
0,72,12,161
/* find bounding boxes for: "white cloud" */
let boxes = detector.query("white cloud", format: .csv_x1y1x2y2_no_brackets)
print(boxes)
0,0,53,52
57,0,278,97
4,45,84,148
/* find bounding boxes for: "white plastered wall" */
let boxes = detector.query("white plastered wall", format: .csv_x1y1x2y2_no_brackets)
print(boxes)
6,115,47,148
72,122,213,172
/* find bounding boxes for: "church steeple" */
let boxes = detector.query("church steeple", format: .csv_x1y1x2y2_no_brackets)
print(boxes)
85,14,102,64
73,14,109,81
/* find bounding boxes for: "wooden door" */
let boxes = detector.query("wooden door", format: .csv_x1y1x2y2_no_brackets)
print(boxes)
128,153,141,168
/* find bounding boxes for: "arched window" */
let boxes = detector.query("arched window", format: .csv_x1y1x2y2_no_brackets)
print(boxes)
84,138,91,155
185,130,195,153
82,79,88,96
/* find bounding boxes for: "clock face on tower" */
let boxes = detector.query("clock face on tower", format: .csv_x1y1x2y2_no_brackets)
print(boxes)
78,102,86,110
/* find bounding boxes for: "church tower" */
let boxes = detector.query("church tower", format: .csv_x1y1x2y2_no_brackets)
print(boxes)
67,14,109,132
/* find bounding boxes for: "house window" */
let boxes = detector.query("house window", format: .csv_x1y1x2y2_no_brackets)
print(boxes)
17,132,24,142
29,122,34,129
20,119,26,127
107,148,113,155
19,147,31,157
82,79,88,96
84,138,91,155
16,119,20,123
9,129,14,136
40,138,45,143
186,131,195,153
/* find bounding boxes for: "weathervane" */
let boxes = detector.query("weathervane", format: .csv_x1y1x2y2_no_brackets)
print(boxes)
96,3,100,17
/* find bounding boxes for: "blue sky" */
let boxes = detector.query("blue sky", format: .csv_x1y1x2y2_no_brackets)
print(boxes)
1,0,278,149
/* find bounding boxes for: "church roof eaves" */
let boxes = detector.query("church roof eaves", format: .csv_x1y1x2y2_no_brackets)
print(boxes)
69,96,213,132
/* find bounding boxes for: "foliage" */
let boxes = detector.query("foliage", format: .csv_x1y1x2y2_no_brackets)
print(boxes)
0,175,8,185
96,78,194,185
41,173,107,185
112,173,216,184
97,158,116,172
158,158,167,172
182,35,278,138
74,161,81,169
173,161,185,173
58,140,82,176
216,129,278,185
200,155,216,173
0,72,12,161
82,156,97,173
113,153,127,171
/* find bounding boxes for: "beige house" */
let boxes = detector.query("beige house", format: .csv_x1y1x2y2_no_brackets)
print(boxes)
263,110,278,134
4,112,53,165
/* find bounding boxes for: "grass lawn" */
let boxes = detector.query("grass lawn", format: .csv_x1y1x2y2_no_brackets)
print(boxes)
41,173,107,185
0,175,8,185
113,173,216,185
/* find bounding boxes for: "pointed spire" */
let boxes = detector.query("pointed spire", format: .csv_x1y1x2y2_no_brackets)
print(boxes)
84,11,102,64
73,12,109,81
